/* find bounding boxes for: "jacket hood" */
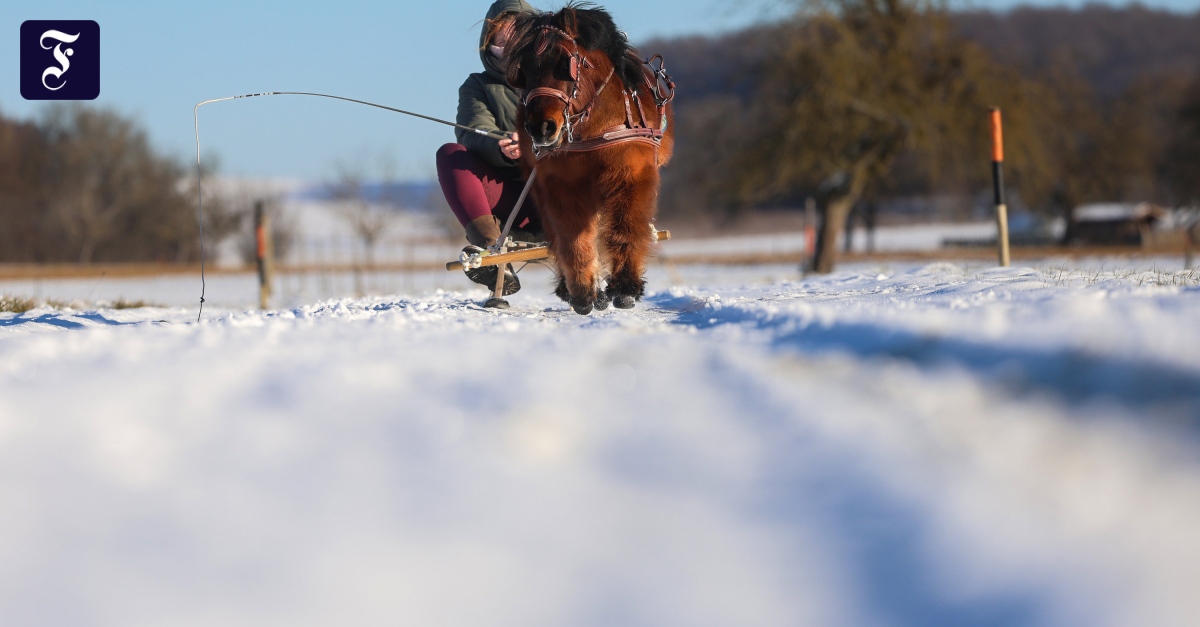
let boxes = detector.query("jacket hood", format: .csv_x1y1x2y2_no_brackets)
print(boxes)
479,0,536,81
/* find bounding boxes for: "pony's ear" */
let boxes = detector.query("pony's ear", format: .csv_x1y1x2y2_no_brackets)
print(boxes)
561,7,579,38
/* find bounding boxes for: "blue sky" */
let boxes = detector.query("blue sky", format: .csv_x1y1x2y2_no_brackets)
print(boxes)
3,0,1198,181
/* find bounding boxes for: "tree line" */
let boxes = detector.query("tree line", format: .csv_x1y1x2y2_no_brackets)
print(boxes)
0,104,205,264
0,102,304,265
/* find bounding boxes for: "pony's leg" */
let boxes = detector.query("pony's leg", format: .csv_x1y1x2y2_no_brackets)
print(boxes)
529,188,572,305
550,210,602,315
603,168,658,309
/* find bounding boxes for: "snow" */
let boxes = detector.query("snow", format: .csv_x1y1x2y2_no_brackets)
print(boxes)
1,261,1199,627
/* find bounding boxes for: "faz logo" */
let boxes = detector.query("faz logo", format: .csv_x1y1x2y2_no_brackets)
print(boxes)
20,20,100,100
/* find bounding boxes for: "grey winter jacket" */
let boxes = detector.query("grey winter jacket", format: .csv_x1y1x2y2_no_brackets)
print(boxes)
454,0,536,178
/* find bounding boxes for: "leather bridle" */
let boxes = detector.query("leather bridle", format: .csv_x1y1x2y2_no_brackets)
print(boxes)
518,26,675,162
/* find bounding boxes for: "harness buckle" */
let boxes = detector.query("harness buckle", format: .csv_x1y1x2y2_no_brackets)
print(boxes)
645,54,676,108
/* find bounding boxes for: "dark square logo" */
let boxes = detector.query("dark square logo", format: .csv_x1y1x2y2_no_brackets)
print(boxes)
21,20,100,101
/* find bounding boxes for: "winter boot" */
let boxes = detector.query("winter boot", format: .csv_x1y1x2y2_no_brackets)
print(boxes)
462,246,520,296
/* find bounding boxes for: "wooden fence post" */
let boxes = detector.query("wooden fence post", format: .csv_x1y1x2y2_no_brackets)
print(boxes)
255,201,273,310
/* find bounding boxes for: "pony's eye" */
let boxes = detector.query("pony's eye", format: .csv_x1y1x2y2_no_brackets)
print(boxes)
553,58,576,82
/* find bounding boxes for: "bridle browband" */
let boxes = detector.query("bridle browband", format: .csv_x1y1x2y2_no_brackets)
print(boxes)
518,25,675,162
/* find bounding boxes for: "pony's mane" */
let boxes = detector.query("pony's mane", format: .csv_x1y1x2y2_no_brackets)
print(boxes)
507,2,643,91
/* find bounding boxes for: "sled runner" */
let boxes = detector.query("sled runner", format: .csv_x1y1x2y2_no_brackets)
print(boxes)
445,229,671,272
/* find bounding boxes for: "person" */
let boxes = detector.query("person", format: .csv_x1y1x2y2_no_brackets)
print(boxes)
436,0,541,299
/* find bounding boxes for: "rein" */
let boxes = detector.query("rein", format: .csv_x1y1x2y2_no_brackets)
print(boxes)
520,26,675,162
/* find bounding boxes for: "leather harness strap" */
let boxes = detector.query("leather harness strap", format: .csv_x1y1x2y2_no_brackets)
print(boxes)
543,126,664,154
520,26,674,162
523,86,572,107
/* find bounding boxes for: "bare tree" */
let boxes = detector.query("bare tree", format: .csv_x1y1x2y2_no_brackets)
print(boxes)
425,182,465,243
42,105,139,263
727,0,1054,272
0,117,50,261
39,105,191,263
180,157,242,264
325,155,400,267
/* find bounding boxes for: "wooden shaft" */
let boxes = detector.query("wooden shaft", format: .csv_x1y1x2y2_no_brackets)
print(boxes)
491,253,507,299
447,230,672,272
499,168,537,245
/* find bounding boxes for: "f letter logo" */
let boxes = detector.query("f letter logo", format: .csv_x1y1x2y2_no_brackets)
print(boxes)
21,20,100,100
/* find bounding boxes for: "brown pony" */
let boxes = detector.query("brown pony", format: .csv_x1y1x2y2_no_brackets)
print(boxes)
506,3,675,315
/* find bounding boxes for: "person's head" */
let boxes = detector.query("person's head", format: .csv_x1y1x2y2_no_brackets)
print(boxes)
479,0,535,77
483,14,516,65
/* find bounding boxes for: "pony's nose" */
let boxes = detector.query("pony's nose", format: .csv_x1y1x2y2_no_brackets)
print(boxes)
531,119,558,143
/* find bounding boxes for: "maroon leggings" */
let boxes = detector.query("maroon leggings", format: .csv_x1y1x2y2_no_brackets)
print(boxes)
436,143,538,232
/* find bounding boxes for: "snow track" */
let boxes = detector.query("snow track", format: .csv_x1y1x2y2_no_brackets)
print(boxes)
1,263,1198,626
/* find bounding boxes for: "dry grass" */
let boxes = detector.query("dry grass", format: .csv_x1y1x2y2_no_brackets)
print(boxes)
1035,264,1200,288
109,298,154,310
0,295,39,314
0,295,160,314
0,296,75,313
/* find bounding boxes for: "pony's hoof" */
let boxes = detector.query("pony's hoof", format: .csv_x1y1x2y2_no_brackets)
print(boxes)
594,290,611,311
569,296,593,315
613,295,636,309
485,297,510,309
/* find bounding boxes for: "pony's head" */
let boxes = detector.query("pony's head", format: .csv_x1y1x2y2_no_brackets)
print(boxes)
506,3,642,149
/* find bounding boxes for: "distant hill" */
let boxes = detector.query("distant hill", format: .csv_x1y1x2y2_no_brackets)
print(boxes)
644,5,1200,105
951,5,1200,99
295,180,439,211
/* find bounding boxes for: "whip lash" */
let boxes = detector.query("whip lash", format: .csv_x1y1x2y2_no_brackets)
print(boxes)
193,91,512,321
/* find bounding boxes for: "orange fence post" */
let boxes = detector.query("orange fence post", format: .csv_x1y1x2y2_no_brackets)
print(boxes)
990,108,1011,267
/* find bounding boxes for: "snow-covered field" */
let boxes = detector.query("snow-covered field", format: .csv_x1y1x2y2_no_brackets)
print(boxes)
1,261,1199,627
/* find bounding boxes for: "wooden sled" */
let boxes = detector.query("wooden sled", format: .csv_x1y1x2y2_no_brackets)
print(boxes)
445,230,672,272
